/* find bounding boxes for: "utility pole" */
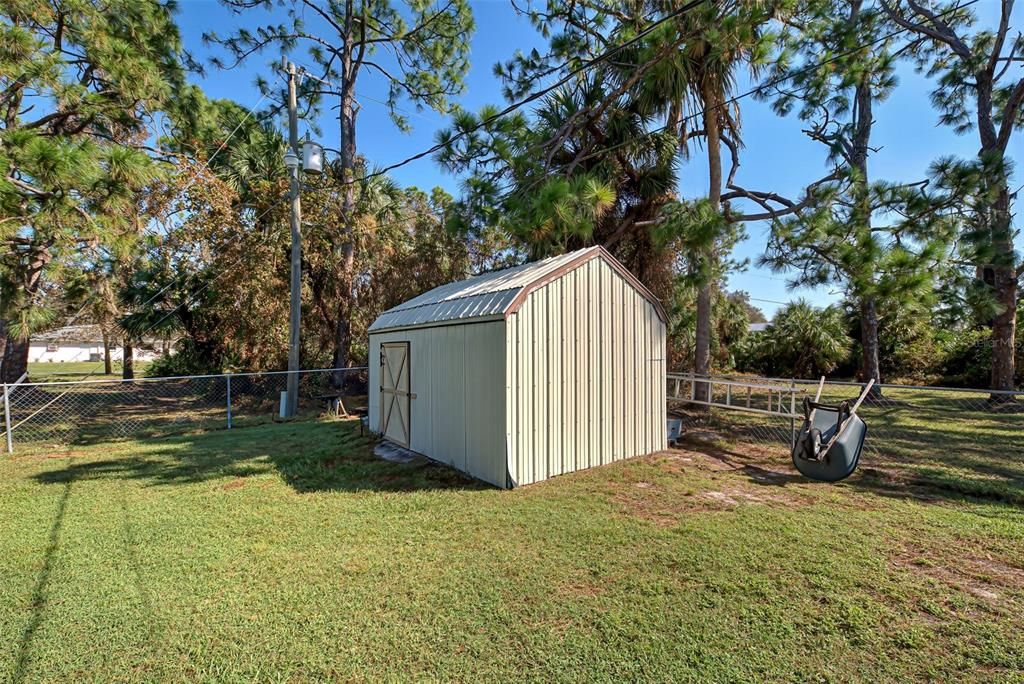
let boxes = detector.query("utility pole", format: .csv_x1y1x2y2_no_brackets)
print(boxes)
285,61,302,418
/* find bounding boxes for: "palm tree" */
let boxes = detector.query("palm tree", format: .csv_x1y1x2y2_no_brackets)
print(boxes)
203,105,288,238
767,301,851,377
438,71,681,290
631,2,780,394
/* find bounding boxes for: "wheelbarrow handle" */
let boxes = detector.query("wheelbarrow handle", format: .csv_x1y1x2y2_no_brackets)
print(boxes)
849,379,876,416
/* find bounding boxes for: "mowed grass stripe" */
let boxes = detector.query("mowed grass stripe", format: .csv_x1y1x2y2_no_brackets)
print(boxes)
0,419,1021,681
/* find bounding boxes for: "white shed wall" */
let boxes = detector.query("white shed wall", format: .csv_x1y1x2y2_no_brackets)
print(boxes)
368,322,507,487
28,343,99,363
28,344,164,363
505,257,666,486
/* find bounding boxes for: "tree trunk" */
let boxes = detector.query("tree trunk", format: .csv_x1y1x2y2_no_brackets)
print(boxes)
2,246,50,383
332,55,358,390
331,314,352,388
2,336,29,384
122,340,134,380
989,186,1017,394
102,328,113,375
849,62,882,398
973,68,1017,395
694,76,722,403
858,297,882,394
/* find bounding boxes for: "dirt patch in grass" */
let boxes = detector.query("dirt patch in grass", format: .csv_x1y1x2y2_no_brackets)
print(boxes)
221,478,247,491
609,447,820,524
16,448,92,461
894,541,1024,613
556,578,608,598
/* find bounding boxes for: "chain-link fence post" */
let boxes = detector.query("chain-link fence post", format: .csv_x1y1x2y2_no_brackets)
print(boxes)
226,373,233,430
3,383,12,454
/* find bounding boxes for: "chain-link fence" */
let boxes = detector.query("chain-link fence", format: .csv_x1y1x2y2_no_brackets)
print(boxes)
667,373,1024,499
1,367,367,450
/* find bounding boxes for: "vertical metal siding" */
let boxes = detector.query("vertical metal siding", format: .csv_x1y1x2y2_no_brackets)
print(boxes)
411,331,432,451
547,283,560,477
505,255,666,485
588,261,599,470
429,326,461,470
598,272,607,466
505,313,517,485
369,321,506,488
368,335,380,425
464,322,506,485
623,278,632,456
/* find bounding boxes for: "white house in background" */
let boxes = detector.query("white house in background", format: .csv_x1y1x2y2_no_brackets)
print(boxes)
748,322,769,334
368,246,668,489
28,324,169,363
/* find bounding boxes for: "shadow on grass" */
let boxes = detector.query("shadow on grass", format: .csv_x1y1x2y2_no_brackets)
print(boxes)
32,420,485,494
676,438,806,487
677,427,1024,508
847,466,1024,507
12,478,71,684
673,396,1024,507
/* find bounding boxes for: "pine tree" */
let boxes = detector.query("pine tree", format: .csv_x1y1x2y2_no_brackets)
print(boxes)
759,0,955,391
881,0,1023,393
206,0,474,372
0,0,192,381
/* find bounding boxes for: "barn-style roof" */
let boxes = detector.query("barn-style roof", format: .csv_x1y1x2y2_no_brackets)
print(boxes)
369,246,667,333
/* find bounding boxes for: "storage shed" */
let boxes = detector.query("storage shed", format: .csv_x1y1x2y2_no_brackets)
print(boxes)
367,246,667,488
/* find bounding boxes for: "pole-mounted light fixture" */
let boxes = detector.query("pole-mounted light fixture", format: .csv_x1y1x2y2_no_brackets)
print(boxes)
283,148,300,171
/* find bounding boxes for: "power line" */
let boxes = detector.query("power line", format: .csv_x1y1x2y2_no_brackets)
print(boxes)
298,0,682,134
550,0,981,185
60,91,271,335
354,0,710,182
748,296,794,306
303,0,975,200
127,0,981,339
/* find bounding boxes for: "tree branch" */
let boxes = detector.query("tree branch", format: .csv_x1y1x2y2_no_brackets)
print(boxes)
878,0,971,60
997,77,1024,151
725,170,842,222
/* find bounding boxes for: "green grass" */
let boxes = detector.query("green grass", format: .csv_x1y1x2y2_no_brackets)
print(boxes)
674,382,1024,506
1,419,1022,682
26,361,150,383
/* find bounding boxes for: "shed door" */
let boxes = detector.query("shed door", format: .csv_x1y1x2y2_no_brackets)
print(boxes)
379,342,411,447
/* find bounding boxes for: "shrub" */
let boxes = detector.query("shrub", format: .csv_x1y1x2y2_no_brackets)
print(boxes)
936,328,1023,388
145,339,223,378
735,301,851,378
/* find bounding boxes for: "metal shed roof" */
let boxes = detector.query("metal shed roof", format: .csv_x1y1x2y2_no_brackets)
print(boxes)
369,246,667,332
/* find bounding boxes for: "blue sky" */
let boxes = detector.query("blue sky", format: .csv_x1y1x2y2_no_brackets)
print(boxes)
175,0,1020,318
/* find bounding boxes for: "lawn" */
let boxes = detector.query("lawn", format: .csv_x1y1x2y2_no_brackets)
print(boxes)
1,418,1022,682
26,361,150,383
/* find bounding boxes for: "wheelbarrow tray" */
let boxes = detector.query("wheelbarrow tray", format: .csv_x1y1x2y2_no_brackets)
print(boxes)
792,408,868,482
